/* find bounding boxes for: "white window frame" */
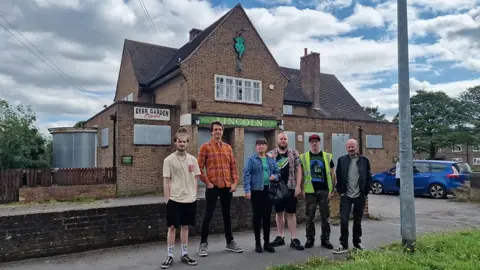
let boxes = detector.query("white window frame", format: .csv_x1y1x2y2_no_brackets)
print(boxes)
452,145,462,152
452,158,463,162
473,145,480,152
121,93,133,101
214,74,262,105
473,158,480,165
283,105,293,115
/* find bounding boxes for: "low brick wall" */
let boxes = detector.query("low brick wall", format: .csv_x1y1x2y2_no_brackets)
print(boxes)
19,184,116,203
0,195,368,262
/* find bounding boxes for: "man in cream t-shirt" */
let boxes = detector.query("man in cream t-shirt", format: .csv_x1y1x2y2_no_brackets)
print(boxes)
161,128,201,269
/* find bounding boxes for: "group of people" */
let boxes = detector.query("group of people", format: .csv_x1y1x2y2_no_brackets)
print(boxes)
161,121,373,268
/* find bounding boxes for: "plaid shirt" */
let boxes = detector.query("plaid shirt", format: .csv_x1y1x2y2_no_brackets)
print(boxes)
197,139,239,188
267,148,301,189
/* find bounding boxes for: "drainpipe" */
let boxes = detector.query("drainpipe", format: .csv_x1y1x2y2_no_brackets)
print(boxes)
358,126,364,155
110,113,117,170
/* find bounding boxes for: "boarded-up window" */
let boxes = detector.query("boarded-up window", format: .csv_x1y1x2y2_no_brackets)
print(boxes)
134,124,171,145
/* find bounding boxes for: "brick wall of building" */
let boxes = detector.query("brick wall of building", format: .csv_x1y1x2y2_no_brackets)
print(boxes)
283,116,399,173
86,102,181,195
85,105,117,168
180,7,288,119
19,184,116,203
114,49,139,102
0,195,367,263
154,75,189,115
414,146,480,170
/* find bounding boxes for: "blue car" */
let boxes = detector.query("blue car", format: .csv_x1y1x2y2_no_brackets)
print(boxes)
371,160,467,199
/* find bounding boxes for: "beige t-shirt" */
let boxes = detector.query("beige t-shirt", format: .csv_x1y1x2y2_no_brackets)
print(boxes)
163,152,201,203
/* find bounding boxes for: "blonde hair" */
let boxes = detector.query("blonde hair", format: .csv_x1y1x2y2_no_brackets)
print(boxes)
174,127,189,142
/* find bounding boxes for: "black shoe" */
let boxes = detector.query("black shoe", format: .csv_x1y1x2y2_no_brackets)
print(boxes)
255,243,263,253
270,236,285,247
263,243,275,253
290,239,305,250
161,256,173,269
321,239,334,249
353,243,365,250
305,238,314,248
181,254,197,266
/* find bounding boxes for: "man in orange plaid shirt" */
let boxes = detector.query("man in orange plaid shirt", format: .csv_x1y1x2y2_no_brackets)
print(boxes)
197,121,243,257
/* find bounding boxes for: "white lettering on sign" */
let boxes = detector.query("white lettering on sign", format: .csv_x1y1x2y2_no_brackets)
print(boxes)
134,107,170,121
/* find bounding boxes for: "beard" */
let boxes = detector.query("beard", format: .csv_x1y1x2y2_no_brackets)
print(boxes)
278,144,287,150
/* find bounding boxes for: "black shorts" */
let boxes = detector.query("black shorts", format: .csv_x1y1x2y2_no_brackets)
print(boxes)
274,189,297,214
166,200,197,228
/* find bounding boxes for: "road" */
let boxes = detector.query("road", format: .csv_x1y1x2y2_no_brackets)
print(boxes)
0,195,478,270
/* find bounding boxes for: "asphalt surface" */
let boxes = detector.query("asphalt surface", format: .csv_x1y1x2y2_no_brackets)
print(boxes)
0,194,478,270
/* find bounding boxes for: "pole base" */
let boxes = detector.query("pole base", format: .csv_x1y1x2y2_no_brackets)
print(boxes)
402,239,416,254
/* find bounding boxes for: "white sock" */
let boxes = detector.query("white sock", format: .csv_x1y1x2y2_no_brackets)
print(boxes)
181,244,188,256
167,245,174,257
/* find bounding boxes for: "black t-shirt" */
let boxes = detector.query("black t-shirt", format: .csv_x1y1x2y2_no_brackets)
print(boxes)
276,152,290,184
309,151,335,191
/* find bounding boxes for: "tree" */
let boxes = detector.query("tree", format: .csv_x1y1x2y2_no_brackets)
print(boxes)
74,121,86,128
409,90,469,159
363,106,388,121
457,85,480,147
0,99,51,169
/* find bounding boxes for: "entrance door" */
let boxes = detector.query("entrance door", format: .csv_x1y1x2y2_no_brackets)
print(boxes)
197,128,211,187
244,131,265,167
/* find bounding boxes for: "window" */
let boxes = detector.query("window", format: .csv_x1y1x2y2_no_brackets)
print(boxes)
473,158,480,165
452,145,462,152
101,128,109,147
452,158,463,162
134,125,171,145
283,105,293,115
214,74,262,104
413,162,430,173
366,135,383,149
121,93,133,101
473,146,480,152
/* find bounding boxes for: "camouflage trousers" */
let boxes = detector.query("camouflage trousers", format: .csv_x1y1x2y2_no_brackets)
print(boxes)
305,189,331,241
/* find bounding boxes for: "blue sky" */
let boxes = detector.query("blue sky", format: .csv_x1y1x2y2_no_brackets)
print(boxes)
0,0,479,134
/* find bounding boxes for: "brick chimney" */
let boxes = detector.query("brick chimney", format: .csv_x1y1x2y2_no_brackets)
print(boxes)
189,28,202,41
300,48,321,110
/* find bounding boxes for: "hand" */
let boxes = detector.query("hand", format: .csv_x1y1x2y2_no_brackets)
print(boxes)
230,183,237,192
328,192,333,200
269,175,275,181
207,182,214,189
294,186,301,197
245,193,251,200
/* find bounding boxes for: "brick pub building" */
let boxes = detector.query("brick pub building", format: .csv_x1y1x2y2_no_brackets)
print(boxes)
85,3,399,195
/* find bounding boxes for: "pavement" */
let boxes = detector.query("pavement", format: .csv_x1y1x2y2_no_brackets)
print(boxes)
0,194,478,270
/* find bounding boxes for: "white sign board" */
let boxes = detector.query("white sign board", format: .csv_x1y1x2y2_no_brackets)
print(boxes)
134,107,170,121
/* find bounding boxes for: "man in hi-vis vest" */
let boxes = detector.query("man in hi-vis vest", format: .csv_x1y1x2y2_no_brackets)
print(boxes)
300,134,335,249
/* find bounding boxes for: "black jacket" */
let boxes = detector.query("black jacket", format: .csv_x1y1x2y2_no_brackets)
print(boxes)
335,154,372,196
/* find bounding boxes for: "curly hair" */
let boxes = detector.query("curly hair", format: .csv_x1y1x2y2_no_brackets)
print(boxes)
173,127,189,142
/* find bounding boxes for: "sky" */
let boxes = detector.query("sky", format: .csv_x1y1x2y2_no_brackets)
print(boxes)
0,0,479,136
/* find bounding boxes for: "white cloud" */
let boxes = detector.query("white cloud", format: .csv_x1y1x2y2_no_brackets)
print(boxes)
317,0,353,10
344,4,385,28
257,0,293,5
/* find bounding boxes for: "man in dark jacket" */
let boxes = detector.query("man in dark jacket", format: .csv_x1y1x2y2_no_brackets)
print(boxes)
332,139,372,254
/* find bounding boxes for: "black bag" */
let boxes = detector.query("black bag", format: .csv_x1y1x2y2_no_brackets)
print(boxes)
268,181,290,205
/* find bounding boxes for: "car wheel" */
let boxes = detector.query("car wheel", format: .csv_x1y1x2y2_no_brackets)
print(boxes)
371,182,383,194
428,184,447,199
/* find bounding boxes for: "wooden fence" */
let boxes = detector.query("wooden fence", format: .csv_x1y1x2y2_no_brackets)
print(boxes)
0,168,116,204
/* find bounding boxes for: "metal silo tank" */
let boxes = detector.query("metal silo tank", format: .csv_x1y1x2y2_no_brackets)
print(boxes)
48,127,98,168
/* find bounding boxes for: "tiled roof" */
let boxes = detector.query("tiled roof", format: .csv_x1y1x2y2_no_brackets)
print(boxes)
280,67,373,121
147,6,236,88
124,39,176,86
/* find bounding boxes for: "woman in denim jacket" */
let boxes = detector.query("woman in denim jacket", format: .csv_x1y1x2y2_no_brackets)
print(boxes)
243,138,280,254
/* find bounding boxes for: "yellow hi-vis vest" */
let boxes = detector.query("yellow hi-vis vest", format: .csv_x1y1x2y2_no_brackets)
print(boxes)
300,151,333,193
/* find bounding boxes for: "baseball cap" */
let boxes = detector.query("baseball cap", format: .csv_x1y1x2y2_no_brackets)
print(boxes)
308,134,321,142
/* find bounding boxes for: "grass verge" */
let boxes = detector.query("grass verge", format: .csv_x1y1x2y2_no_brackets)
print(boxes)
269,229,480,270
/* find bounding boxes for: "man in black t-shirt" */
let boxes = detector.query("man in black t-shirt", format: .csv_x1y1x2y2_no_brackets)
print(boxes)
267,133,304,250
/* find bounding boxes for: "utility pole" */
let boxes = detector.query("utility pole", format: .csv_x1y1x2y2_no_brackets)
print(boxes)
397,0,416,252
